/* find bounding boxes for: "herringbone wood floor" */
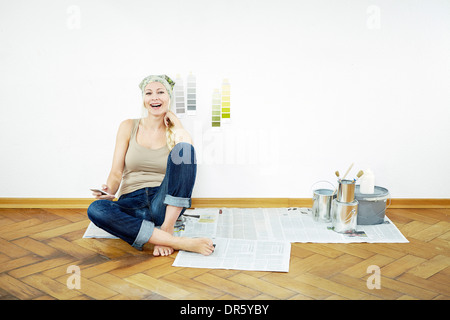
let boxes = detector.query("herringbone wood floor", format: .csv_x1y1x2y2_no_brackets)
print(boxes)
0,207,448,300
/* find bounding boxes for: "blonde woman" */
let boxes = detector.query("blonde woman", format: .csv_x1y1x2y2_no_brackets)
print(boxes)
88,75,214,256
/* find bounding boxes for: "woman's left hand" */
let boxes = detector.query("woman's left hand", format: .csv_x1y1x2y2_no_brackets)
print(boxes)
164,111,182,129
164,110,193,144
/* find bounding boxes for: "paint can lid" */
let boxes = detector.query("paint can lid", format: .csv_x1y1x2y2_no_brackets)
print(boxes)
314,189,334,196
355,185,389,200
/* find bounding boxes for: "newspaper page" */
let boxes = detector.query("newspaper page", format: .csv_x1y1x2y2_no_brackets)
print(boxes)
172,237,291,272
84,207,408,244
83,222,118,239
178,209,219,237
177,208,408,243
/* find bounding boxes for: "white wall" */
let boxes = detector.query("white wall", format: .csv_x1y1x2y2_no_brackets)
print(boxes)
1,0,449,199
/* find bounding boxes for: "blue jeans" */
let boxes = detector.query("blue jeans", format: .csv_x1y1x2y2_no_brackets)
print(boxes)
87,142,197,250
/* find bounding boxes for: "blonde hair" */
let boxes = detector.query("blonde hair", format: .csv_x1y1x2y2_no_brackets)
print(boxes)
141,99,176,151
165,120,176,151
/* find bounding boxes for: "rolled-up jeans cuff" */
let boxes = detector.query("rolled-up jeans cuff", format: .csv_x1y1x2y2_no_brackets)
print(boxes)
164,194,191,208
132,220,155,251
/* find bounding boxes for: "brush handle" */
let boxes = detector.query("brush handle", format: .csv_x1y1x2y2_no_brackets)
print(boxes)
342,163,354,180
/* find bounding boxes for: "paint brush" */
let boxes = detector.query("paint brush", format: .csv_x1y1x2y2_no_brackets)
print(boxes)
353,170,364,182
342,163,354,180
335,170,341,183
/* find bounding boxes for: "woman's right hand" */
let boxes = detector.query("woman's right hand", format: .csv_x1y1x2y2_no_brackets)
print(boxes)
92,184,115,200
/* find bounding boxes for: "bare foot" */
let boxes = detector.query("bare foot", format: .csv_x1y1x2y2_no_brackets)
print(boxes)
176,237,215,256
153,245,174,257
146,229,214,256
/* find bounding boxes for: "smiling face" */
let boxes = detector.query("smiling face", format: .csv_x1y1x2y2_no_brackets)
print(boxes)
143,81,170,116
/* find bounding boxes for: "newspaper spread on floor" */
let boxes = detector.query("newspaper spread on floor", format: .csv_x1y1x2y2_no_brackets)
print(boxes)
172,237,291,272
83,207,408,272
175,207,409,243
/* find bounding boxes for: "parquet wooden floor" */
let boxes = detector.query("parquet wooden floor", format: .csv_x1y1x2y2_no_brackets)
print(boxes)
0,207,448,300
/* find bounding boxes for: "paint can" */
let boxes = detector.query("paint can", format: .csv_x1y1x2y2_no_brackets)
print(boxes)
331,199,358,233
337,179,356,203
312,189,335,223
355,185,390,225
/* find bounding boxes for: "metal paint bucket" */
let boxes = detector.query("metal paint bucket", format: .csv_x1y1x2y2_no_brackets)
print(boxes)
331,199,358,233
312,189,335,223
355,185,390,225
337,179,356,203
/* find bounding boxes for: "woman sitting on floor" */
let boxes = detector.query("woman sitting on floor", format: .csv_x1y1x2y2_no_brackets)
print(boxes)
87,74,214,257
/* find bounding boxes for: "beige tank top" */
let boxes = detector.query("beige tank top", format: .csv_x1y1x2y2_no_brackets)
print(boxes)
118,119,170,197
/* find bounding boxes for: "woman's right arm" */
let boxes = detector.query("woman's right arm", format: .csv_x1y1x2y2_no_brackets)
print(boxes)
93,119,134,199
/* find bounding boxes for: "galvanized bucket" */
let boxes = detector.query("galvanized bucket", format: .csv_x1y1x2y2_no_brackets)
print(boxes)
331,199,358,233
355,185,390,225
337,179,356,203
312,189,335,223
